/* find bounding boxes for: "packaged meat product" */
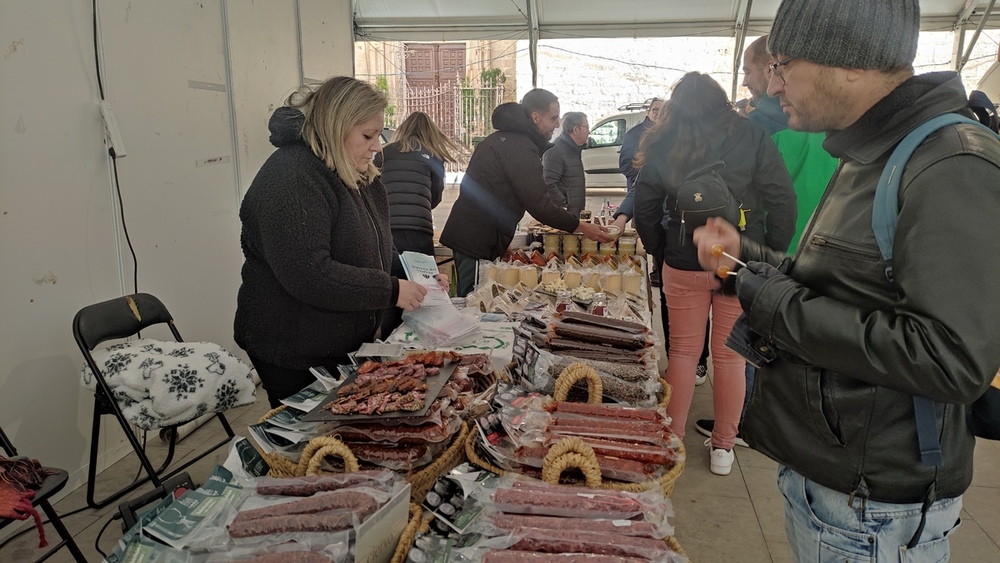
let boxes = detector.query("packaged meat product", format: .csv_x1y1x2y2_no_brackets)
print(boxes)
347,440,448,471
230,488,384,526
228,513,358,538
483,550,648,562
491,513,662,538
509,527,672,561
492,484,644,519
547,401,665,422
251,470,395,496
547,436,680,466
327,413,462,444
551,321,650,350
514,444,663,483
548,415,675,446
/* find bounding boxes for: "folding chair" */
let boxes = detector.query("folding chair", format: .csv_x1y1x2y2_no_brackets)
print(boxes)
73,293,235,509
0,425,87,563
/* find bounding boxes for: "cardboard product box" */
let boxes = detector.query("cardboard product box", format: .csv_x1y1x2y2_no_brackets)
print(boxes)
352,481,411,563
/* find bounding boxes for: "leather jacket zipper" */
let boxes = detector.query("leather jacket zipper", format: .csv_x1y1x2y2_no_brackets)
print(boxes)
797,160,843,248
809,234,881,260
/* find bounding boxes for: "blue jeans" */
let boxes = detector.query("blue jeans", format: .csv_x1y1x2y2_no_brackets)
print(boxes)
777,465,962,562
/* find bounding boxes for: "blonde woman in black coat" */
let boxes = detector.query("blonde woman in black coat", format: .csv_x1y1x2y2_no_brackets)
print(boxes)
235,77,429,407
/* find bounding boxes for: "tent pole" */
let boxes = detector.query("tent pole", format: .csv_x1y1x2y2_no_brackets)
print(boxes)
731,0,753,102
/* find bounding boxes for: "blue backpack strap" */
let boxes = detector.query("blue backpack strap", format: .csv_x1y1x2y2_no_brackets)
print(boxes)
873,113,995,468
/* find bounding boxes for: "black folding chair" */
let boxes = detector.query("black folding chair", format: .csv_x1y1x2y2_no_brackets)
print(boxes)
0,425,87,563
73,293,235,509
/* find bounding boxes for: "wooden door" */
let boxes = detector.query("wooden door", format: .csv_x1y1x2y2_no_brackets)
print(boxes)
404,43,465,138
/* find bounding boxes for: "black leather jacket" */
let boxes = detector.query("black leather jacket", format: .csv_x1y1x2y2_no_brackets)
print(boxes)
740,72,1000,503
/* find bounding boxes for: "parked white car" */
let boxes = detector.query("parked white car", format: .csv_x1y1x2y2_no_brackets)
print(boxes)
580,101,651,188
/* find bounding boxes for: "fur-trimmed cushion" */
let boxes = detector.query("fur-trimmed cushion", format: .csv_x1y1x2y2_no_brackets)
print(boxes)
81,339,256,430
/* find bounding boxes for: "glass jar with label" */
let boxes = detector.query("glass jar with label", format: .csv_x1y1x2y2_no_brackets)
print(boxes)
589,292,608,316
561,233,580,256
554,290,573,314
617,236,637,257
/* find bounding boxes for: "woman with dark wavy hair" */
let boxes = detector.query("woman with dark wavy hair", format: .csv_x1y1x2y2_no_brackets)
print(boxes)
634,72,796,476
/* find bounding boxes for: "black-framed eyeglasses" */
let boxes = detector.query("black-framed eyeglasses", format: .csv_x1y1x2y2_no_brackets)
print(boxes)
769,57,799,84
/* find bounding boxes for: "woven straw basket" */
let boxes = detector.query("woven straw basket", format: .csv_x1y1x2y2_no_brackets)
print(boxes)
465,362,684,495
257,406,469,503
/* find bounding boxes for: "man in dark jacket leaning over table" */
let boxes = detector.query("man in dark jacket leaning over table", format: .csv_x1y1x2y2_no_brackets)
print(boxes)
441,89,611,296
693,0,1000,560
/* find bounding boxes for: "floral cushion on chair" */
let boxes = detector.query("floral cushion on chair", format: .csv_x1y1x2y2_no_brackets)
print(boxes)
81,339,256,430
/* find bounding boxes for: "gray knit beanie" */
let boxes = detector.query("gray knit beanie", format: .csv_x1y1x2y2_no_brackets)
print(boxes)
768,0,919,70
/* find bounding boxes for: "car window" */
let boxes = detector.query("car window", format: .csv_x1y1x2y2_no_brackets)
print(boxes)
588,119,625,147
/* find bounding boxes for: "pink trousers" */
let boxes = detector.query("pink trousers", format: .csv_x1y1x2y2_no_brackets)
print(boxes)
662,265,746,450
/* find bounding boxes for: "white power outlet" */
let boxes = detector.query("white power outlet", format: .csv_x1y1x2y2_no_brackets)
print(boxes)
100,100,127,158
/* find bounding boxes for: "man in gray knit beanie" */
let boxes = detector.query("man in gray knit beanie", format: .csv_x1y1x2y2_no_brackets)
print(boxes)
693,0,1000,560
768,0,919,71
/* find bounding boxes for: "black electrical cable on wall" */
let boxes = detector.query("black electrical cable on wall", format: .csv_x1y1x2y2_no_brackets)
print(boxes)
93,0,138,296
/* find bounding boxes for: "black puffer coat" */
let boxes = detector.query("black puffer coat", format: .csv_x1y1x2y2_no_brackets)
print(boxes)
381,142,445,236
440,103,579,260
234,107,399,370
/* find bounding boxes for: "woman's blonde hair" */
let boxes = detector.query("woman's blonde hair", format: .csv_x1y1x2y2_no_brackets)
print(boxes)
287,76,387,188
391,111,463,163
634,72,737,185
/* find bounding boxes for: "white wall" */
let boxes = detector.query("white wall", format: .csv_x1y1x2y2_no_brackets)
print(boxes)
0,0,353,507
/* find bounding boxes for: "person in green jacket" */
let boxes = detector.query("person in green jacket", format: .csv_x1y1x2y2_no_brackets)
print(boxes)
743,35,838,254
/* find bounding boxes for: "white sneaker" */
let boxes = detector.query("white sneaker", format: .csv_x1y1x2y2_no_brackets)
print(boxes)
695,364,708,386
705,438,735,476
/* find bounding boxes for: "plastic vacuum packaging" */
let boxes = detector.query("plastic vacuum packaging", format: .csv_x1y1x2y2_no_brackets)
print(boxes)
513,444,664,483
325,411,462,444
490,513,664,538
347,439,449,471
507,527,674,561
197,541,348,562
247,470,395,496
491,478,668,520
482,550,647,563
226,480,407,551
228,486,389,529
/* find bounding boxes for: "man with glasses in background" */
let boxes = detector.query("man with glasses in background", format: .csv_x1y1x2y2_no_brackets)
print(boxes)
543,111,590,219
694,0,1000,559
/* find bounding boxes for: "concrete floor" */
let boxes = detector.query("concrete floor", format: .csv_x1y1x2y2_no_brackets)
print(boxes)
4,185,999,562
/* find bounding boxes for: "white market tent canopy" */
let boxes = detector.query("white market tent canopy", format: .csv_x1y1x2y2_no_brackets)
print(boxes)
353,0,1000,96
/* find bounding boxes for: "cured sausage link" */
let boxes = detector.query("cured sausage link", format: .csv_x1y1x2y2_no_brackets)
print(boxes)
483,550,646,563
231,490,379,525
228,513,357,538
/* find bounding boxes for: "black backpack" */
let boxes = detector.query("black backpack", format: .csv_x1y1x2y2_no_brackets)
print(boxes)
674,161,743,239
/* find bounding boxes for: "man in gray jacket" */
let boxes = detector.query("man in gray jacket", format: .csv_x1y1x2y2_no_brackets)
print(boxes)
542,111,589,218
694,0,1000,559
